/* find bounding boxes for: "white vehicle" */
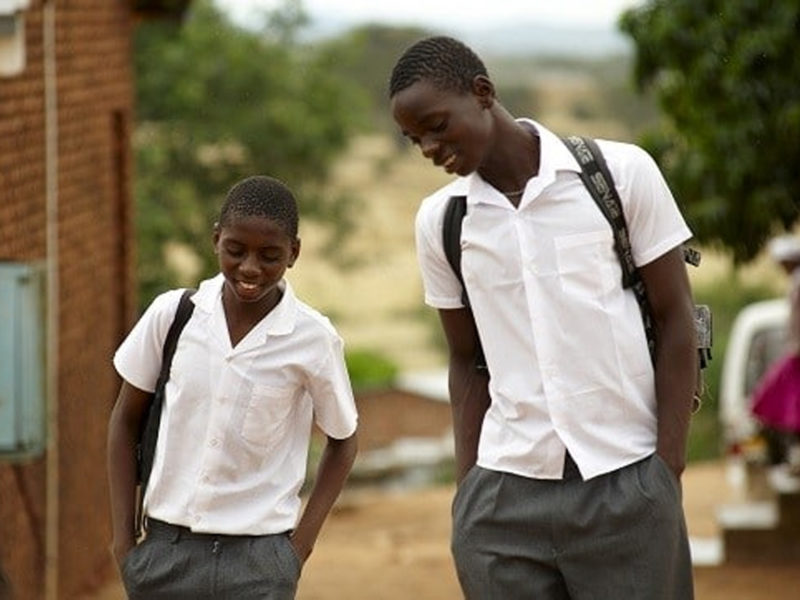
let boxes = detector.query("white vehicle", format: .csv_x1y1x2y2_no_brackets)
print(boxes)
719,298,791,481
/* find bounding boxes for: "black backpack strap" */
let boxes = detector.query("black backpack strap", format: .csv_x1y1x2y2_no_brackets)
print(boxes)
442,195,487,371
560,136,702,279
135,288,196,536
561,136,712,373
562,135,657,363
443,195,469,306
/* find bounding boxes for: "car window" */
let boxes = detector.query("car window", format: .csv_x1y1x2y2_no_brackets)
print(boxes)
744,325,789,396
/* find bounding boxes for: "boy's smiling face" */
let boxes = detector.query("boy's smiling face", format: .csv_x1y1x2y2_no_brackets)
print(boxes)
391,77,494,177
214,214,300,307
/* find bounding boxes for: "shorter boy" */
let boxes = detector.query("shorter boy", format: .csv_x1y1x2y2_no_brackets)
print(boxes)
107,175,358,599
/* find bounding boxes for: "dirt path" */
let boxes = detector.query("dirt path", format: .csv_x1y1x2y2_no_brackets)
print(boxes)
85,460,799,600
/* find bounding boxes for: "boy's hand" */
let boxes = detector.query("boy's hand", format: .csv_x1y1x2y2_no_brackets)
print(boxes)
111,538,136,572
289,532,312,566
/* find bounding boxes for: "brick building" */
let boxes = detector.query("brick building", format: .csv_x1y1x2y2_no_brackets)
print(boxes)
0,2,188,598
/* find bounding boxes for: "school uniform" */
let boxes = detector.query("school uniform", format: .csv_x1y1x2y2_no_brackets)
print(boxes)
415,120,694,599
113,274,358,599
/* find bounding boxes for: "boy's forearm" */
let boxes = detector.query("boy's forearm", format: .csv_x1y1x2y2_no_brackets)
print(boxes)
638,248,697,480
448,357,490,483
107,402,140,561
292,433,357,562
654,317,698,479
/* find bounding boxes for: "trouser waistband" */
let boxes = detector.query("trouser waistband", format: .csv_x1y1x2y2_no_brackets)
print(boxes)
144,519,291,543
145,519,230,542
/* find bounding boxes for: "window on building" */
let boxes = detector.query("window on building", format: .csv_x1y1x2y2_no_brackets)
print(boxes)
0,0,30,77
0,262,46,460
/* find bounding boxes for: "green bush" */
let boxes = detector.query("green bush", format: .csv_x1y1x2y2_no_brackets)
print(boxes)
345,349,398,391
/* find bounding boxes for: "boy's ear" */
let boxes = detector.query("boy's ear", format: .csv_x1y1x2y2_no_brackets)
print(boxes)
472,75,495,108
288,238,301,268
212,222,221,251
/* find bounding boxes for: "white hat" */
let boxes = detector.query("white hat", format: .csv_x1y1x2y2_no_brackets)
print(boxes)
769,235,800,263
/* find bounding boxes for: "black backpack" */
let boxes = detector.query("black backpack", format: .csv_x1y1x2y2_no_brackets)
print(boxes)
442,136,712,387
135,288,195,535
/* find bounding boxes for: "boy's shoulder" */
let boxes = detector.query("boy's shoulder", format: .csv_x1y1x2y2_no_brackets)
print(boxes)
591,138,659,176
416,177,469,231
292,294,341,340
144,287,192,323
423,177,468,206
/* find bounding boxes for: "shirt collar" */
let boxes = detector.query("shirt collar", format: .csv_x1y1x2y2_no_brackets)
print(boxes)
519,118,582,174
193,274,297,338
463,118,582,205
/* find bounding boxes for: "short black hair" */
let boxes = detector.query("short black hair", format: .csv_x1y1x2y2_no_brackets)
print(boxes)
219,175,298,239
389,36,488,98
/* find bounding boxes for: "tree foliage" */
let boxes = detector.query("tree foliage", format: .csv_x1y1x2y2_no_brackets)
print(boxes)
133,0,366,306
620,0,800,262
315,24,434,131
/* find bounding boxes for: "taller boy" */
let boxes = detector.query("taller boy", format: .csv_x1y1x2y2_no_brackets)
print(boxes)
390,36,697,599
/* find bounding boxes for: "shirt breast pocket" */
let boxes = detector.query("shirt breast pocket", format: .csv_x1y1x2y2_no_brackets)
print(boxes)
240,384,298,447
554,230,615,299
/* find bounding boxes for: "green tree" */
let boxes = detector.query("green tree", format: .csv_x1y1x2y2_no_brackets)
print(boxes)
316,24,433,132
134,0,366,306
620,0,800,262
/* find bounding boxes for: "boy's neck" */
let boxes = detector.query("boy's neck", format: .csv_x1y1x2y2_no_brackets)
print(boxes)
479,116,540,201
221,285,283,348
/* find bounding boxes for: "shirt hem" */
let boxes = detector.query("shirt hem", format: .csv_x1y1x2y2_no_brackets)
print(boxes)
477,450,655,481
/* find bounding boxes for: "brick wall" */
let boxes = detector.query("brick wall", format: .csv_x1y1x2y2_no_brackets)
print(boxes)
0,1,137,598
353,389,452,451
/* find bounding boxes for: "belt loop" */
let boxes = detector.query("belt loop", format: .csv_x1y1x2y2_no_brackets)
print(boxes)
562,451,579,480
170,524,181,544
142,516,153,539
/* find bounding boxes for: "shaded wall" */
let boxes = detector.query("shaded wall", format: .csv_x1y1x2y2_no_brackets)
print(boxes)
0,1,136,597
353,389,452,451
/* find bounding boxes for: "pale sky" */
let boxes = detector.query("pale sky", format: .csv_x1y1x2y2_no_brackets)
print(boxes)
221,0,645,32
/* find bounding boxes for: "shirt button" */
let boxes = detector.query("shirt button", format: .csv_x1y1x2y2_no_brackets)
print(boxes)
210,438,219,447
194,515,202,523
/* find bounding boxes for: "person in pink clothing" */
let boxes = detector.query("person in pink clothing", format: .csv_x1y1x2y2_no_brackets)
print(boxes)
771,236,800,354
751,236,800,472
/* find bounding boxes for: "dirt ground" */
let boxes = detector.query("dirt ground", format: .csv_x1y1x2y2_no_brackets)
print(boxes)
86,460,799,600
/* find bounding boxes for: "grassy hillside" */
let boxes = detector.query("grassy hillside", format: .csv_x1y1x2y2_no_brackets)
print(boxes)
289,134,450,370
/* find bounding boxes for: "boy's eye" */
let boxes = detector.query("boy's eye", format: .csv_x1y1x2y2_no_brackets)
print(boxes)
430,120,447,133
224,246,244,257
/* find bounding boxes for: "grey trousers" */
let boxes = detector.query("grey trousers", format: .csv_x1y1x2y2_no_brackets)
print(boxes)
451,454,694,600
121,519,301,599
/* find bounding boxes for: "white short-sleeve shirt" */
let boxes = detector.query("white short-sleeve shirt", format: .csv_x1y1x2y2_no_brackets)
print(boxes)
113,274,358,535
415,120,692,480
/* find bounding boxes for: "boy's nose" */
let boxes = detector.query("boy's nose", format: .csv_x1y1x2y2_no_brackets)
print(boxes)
240,253,260,274
420,137,438,159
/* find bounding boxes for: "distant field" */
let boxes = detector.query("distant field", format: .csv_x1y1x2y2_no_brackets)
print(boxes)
289,134,450,371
